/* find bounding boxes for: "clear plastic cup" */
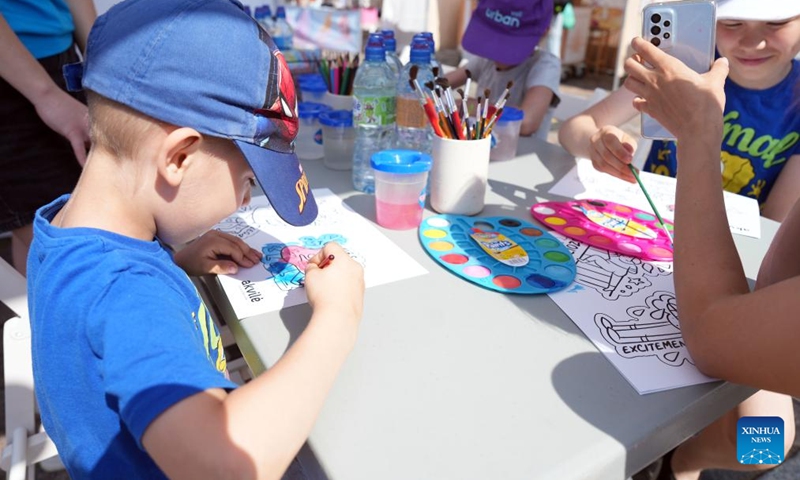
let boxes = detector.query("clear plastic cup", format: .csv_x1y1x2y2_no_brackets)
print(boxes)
300,79,327,104
370,150,432,230
490,107,524,161
296,102,331,160
319,110,355,170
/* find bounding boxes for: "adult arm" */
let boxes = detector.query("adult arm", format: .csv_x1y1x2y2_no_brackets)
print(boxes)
64,0,96,52
444,66,468,89
760,153,800,222
624,37,800,397
142,242,365,480
557,86,640,182
0,14,89,164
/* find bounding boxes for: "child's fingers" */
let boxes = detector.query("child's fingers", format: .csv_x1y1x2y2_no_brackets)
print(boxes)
205,259,240,275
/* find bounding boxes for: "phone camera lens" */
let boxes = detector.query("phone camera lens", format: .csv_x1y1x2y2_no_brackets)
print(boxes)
664,20,671,27
651,13,661,23
663,32,671,39
651,25,661,35
651,37,661,47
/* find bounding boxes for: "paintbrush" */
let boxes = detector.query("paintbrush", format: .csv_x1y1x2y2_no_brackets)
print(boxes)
408,69,445,138
628,165,674,246
494,81,513,109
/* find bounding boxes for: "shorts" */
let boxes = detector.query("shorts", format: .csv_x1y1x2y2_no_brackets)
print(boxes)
0,46,84,233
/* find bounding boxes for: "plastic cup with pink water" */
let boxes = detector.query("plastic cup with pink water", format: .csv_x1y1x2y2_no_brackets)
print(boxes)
370,150,432,230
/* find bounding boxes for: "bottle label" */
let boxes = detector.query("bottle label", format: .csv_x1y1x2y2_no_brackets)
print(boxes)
396,96,429,129
354,95,396,126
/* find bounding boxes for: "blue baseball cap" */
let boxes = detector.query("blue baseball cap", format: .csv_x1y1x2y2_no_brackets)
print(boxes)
76,0,317,226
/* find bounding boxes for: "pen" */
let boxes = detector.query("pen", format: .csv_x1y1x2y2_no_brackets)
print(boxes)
318,254,335,269
628,165,674,247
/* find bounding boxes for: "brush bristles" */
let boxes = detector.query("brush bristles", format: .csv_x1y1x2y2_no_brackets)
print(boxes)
410,64,419,81
465,69,472,79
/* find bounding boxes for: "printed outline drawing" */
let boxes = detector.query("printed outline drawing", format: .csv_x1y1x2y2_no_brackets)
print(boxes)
261,234,365,291
562,238,671,300
595,290,694,367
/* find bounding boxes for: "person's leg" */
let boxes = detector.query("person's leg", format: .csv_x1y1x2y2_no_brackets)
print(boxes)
670,390,794,480
11,223,33,275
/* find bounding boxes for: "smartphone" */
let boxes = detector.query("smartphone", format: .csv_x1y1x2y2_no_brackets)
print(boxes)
641,0,716,140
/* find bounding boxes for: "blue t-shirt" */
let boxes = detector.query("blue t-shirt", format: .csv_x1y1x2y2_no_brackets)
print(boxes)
27,195,237,479
643,59,800,206
0,0,74,58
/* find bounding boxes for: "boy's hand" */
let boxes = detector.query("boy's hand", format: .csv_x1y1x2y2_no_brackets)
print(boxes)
174,230,262,276
624,37,728,142
589,125,637,183
303,242,365,327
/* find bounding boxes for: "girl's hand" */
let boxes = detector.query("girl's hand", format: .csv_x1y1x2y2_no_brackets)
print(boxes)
623,37,729,141
174,230,262,276
588,125,638,182
303,242,365,328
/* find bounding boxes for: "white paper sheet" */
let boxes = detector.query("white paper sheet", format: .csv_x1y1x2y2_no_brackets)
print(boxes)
213,189,427,319
548,233,717,394
548,158,761,238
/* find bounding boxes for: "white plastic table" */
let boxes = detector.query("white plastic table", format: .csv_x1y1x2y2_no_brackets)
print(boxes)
201,136,773,480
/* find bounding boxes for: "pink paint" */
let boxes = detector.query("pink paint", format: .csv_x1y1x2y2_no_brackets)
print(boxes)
375,200,423,230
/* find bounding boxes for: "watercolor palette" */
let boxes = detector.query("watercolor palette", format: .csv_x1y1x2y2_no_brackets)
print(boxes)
418,215,576,294
530,199,675,262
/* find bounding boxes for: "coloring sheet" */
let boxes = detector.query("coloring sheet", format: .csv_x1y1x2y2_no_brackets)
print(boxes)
549,158,761,239
547,232,716,394
213,189,427,319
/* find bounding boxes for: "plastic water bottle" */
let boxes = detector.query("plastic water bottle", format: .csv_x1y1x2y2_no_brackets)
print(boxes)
420,32,441,71
273,6,294,51
352,34,396,193
382,30,403,79
396,35,434,154
254,5,274,36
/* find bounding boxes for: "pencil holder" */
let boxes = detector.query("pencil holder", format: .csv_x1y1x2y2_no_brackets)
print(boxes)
322,91,354,112
429,136,491,215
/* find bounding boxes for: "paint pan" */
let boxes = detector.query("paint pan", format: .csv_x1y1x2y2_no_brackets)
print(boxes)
418,215,576,294
530,199,674,262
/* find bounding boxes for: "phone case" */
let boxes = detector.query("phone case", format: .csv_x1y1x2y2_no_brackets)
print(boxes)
641,0,716,140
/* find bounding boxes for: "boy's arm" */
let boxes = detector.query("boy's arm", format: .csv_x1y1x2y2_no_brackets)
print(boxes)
143,243,364,480
557,87,639,182
624,38,800,397
444,66,468,88
517,85,554,136
0,14,89,164
760,153,800,222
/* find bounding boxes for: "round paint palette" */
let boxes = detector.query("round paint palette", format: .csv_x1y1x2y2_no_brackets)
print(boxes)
418,215,576,294
530,199,674,262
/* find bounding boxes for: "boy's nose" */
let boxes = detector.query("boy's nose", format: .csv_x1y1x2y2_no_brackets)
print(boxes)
739,27,768,50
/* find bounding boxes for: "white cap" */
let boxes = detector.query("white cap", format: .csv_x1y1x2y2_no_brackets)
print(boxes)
717,0,800,21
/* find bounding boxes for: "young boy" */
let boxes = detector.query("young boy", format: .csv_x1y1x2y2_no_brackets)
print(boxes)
27,0,365,478
445,0,561,139
558,0,800,222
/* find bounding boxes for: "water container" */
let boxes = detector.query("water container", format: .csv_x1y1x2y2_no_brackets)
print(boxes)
254,5,274,36
396,35,434,154
351,33,397,193
419,32,441,71
273,6,294,51
382,30,403,79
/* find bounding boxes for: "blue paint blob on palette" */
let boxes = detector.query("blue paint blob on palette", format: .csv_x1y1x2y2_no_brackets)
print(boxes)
418,214,577,294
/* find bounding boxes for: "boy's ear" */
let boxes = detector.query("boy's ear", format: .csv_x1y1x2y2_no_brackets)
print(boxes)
157,127,203,187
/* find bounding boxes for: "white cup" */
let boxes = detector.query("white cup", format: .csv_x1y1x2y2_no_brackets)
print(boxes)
429,136,491,215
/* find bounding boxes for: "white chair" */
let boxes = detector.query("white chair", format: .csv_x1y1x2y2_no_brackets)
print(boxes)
0,258,61,480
